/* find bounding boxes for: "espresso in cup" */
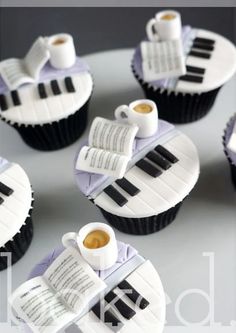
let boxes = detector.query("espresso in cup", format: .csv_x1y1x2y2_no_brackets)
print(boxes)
134,103,153,114
161,13,176,21
52,37,66,46
83,229,110,249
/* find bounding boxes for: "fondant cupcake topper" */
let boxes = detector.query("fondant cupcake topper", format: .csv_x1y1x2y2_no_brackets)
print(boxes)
75,110,200,235
10,224,166,333
62,222,118,271
0,33,93,151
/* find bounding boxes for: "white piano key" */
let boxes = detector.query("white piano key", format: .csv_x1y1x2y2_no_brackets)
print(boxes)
112,183,156,217
165,134,198,161
0,164,32,247
94,192,136,217
1,73,93,125
113,287,159,330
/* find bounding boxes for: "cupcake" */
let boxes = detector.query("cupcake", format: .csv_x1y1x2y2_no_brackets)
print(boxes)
132,10,236,124
0,33,93,151
0,157,33,271
12,223,166,333
223,114,236,189
74,100,200,235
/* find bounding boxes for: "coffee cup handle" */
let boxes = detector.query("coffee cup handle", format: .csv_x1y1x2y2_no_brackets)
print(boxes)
146,18,160,42
114,105,130,123
62,232,77,248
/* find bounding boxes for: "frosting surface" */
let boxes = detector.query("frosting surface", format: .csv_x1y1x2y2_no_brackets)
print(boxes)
0,157,32,247
132,27,236,93
0,57,93,125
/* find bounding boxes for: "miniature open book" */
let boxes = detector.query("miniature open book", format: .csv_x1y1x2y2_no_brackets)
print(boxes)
0,37,50,90
9,247,106,333
141,39,186,82
76,117,138,179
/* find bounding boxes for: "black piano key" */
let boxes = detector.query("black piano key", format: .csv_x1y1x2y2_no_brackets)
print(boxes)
0,94,8,111
118,280,149,310
105,291,136,320
65,76,76,93
194,37,215,45
186,65,205,75
92,302,123,330
38,83,47,99
146,151,172,170
0,197,4,205
0,182,14,196
136,159,162,178
155,145,179,164
104,185,128,207
189,50,211,59
115,178,140,196
179,74,203,84
51,80,61,95
192,42,214,52
11,90,21,106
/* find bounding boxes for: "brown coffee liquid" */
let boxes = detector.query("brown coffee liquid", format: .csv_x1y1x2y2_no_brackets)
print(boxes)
83,230,110,249
134,103,153,114
161,13,176,21
52,38,66,45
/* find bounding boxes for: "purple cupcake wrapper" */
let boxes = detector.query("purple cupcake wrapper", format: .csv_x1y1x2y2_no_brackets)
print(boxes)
1,99,90,151
223,116,236,189
0,195,34,271
96,201,183,235
132,65,222,124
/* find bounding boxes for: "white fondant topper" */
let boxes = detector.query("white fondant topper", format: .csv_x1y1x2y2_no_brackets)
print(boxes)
76,117,138,179
115,99,158,138
46,33,76,69
146,10,182,42
62,223,118,271
0,159,32,247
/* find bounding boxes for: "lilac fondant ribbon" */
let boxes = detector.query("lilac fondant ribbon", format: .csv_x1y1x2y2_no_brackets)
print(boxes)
28,241,138,281
132,25,195,89
0,157,9,174
225,115,236,166
74,119,174,196
0,57,90,94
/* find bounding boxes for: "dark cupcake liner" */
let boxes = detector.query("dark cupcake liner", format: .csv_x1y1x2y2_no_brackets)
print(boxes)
223,117,236,189
132,66,222,124
97,201,183,235
0,195,34,271
1,99,90,151
0,214,33,272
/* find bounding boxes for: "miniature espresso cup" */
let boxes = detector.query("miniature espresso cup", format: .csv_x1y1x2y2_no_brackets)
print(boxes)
46,33,76,69
62,223,118,270
115,99,158,138
146,10,182,42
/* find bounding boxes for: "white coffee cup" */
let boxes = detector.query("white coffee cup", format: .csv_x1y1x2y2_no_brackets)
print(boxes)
46,33,76,69
115,99,158,138
146,10,182,42
62,223,118,271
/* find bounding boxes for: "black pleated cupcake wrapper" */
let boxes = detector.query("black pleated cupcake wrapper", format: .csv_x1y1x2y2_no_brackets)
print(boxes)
1,99,90,151
223,116,236,189
131,65,222,124
0,196,34,271
97,201,183,235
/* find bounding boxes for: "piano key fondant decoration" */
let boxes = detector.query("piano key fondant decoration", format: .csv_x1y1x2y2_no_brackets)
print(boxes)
75,118,200,235
132,24,236,123
223,114,236,189
0,157,34,271
26,240,165,333
0,35,93,151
